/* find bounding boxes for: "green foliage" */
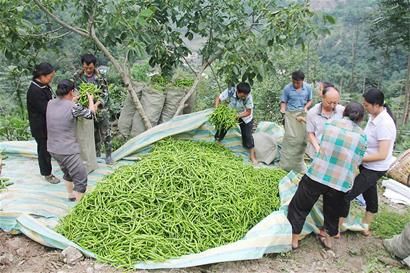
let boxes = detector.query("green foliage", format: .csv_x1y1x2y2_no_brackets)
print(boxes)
372,208,410,239
107,84,127,120
0,115,31,141
111,135,127,151
131,62,150,83
150,74,170,92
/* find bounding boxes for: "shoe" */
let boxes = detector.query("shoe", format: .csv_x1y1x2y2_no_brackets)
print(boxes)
44,174,60,184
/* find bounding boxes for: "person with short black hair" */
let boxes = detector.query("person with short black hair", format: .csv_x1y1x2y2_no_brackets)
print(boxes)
214,82,258,164
46,79,96,201
73,53,112,164
340,88,397,236
26,62,60,184
287,102,367,250
279,70,313,173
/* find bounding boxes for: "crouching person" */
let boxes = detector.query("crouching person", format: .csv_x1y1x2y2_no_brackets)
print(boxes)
46,80,96,201
287,102,367,250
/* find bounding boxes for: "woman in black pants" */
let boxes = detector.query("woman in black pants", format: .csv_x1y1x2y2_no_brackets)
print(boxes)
26,63,60,184
340,88,396,236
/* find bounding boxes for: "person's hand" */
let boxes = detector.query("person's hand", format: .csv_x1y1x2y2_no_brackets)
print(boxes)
87,93,94,103
304,107,308,113
296,116,306,123
72,95,79,103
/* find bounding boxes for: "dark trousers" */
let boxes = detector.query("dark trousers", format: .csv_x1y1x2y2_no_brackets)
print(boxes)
341,165,386,217
287,175,345,236
50,153,87,193
94,112,112,155
214,119,255,149
34,137,52,176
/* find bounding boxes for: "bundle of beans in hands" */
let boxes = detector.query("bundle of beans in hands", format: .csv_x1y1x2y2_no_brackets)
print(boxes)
57,139,286,268
209,104,239,131
77,82,101,106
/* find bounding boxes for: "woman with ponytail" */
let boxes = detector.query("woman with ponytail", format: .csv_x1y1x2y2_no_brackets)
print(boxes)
341,88,397,236
26,62,60,184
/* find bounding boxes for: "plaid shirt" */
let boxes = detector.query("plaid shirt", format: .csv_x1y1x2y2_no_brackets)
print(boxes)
306,118,367,192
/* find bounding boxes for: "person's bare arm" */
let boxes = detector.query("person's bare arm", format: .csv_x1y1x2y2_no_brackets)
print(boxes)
215,96,221,107
304,100,313,112
363,140,391,162
238,108,252,118
308,132,320,153
280,102,287,113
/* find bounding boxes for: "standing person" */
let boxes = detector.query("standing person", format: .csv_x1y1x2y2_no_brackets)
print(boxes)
46,80,96,201
73,54,112,164
279,70,313,173
341,88,397,236
214,82,258,164
287,102,367,250
306,86,345,158
26,63,60,184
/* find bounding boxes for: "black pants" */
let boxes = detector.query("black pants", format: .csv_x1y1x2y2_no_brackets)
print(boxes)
214,119,255,149
287,175,345,236
341,165,386,217
34,137,52,176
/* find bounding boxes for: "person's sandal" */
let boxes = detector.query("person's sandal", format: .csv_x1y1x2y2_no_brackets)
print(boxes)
319,229,340,239
317,235,332,250
44,174,60,184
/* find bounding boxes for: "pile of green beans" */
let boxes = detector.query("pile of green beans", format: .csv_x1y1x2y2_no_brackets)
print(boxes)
57,139,286,268
209,104,239,131
77,83,101,106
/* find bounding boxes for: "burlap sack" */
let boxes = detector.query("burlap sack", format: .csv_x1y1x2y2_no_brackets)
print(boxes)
76,118,98,173
254,132,279,165
159,88,187,123
279,111,307,173
118,86,143,138
383,224,410,260
140,86,166,126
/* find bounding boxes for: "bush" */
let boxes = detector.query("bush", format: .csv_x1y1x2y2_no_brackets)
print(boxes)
0,115,31,141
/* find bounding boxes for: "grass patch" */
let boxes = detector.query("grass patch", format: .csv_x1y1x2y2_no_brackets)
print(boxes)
372,208,410,239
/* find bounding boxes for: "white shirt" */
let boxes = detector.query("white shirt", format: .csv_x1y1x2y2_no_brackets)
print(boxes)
219,87,254,124
362,109,396,171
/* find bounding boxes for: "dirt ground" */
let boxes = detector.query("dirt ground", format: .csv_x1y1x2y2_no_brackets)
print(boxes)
0,229,407,273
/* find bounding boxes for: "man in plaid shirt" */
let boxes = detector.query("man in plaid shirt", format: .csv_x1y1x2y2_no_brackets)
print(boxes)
287,99,367,250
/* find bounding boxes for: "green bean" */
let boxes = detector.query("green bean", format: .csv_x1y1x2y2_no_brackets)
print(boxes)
209,104,238,131
56,139,286,268
77,82,101,107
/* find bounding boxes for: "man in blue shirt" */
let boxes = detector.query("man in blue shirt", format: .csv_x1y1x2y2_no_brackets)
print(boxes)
280,70,313,114
279,70,313,173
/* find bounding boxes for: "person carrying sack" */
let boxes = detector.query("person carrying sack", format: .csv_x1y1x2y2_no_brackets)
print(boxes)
279,70,313,173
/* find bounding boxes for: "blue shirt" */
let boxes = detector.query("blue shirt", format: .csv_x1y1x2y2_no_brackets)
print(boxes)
280,82,313,112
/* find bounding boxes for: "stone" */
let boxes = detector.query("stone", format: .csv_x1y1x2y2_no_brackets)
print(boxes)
61,246,83,266
0,253,14,266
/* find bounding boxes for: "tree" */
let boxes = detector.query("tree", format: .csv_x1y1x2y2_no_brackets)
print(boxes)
369,0,410,125
1,1,331,130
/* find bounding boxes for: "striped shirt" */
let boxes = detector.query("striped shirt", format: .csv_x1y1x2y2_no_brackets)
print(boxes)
306,118,367,192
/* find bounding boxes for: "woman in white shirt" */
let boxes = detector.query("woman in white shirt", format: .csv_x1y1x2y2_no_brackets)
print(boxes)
341,88,396,236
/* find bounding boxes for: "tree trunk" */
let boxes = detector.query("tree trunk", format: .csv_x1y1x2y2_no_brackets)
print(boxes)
90,26,152,129
33,0,152,130
402,55,410,126
174,61,210,117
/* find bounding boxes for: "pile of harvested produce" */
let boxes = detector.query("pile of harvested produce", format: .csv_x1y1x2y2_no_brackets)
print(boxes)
57,139,286,268
209,104,238,131
77,82,101,106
